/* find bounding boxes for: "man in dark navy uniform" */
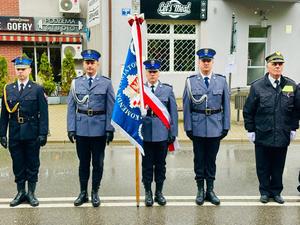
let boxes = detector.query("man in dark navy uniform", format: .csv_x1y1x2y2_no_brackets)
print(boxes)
0,56,48,207
183,48,230,206
67,49,115,207
141,59,178,207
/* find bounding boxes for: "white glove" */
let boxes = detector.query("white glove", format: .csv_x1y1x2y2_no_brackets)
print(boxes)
290,131,296,141
247,132,255,143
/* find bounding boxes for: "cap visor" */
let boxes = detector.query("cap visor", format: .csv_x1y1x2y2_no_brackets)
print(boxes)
15,65,30,69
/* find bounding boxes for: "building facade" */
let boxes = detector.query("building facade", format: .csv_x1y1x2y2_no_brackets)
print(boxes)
0,0,299,96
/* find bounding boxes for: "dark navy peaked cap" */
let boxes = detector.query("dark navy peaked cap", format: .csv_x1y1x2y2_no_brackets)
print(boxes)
196,48,216,59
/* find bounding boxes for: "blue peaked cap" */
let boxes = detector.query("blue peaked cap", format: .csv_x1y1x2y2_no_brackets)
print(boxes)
143,59,161,71
11,56,32,68
81,49,101,61
196,48,216,59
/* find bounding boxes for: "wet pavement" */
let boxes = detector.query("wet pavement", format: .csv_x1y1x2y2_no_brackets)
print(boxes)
0,142,299,225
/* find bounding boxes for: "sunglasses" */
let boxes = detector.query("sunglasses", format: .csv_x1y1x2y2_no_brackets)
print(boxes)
148,70,158,73
200,59,212,63
271,62,284,66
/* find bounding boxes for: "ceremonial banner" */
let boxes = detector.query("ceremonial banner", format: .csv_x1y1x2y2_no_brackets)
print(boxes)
112,40,144,155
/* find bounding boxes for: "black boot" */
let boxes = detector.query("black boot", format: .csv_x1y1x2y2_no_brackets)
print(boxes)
10,183,26,207
195,180,205,205
91,188,100,207
144,183,153,207
74,182,88,206
154,182,166,206
27,182,39,207
206,180,220,205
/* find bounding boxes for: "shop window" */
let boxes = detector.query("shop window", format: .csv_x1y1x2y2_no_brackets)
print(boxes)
247,26,269,84
23,45,61,83
146,22,198,73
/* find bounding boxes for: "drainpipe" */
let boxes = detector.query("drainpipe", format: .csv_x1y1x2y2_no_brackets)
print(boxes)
108,0,112,78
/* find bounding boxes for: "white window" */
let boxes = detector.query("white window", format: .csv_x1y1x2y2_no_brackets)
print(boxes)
247,26,269,84
146,21,199,73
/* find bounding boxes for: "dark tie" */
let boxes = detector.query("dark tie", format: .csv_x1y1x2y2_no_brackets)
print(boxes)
19,83,24,94
275,80,279,90
88,77,93,87
151,85,155,93
204,77,209,88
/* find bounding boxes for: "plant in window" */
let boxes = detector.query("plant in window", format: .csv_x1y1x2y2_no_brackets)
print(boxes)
38,52,56,96
61,49,76,96
0,55,8,97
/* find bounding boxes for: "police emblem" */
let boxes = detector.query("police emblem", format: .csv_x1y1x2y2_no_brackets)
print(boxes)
204,49,209,54
123,75,140,108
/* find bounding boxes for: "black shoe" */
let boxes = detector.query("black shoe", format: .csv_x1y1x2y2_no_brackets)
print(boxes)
206,191,220,205
273,195,284,204
195,189,205,205
27,191,39,207
74,191,89,206
154,191,166,206
260,195,269,204
91,190,100,207
10,190,27,207
145,191,153,207
297,185,300,192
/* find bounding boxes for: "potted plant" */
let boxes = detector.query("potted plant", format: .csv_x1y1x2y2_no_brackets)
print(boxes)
60,49,77,103
38,52,58,104
0,55,8,102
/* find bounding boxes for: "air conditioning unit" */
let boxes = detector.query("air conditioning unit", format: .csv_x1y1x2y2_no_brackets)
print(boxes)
75,69,84,77
59,0,80,13
62,44,82,59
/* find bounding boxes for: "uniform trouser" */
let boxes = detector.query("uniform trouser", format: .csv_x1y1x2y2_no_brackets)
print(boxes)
75,136,106,190
142,141,168,185
8,139,40,184
192,137,220,182
255,144,287,196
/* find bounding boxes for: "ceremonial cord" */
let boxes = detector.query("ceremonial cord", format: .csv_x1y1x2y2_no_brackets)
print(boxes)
186,78,207,104
3,84,19,113
71,80,89,105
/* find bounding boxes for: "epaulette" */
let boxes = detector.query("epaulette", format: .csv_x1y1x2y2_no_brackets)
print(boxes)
249,77,262,85
101,75,111,80
75,75,83,79
162,83,172,88
215,74,226,78
187,74,197,79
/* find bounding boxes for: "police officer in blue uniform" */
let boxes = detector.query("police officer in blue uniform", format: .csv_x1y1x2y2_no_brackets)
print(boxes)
183,48,230,205
67,49,115,207
0,56,48,207
244,52,299,204
142,59,178,207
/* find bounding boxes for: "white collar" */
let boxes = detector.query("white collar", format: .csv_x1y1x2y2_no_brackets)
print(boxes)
268,74,281,87
86,74,97,80
18,79,29,88
200,71,212,80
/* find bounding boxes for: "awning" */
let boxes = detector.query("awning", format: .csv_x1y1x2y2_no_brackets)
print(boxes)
0,33,81,43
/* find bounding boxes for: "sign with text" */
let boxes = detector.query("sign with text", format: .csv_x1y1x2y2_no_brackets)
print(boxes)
87,0,101,27
0,16,34,32
141,0,207,20
35,17,86,33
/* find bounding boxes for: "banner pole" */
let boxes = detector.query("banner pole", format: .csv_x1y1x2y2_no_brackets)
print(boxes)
135,147,140,207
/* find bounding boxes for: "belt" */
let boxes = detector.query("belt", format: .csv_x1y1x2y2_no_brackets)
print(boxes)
10,114,38,124
77,109,105,116
146,110,157,117
192,108,222,116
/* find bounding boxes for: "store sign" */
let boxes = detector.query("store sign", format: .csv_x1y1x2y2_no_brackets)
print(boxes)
0,16,34,32
141,0,207,20
87,0,100,28
35,17,86,33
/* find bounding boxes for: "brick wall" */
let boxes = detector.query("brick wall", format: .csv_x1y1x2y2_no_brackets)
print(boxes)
0,0,20,80
0,44,22,81
0,0,19,16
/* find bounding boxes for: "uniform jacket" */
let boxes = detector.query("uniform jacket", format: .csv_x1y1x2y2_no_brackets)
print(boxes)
0,80,49,140
183,73,230,137
67,74,115,137
243,74,299,147
142,81,178,142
